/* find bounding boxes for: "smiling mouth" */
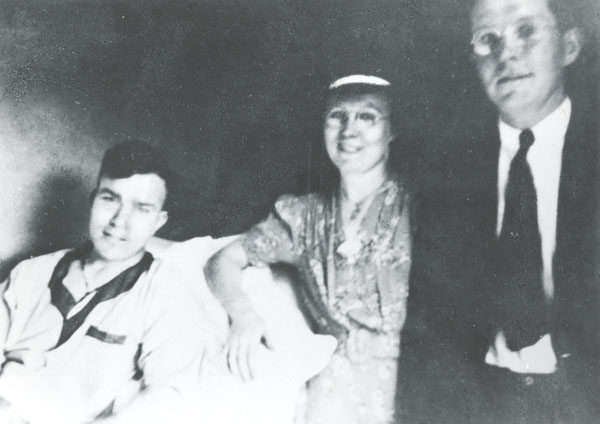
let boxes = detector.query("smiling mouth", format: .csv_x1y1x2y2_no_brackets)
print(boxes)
338,143,362,153
498,73,533,84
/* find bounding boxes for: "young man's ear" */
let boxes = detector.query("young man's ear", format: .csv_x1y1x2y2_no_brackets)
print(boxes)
89,189,97,205
562,27,584,67
155,211,168,233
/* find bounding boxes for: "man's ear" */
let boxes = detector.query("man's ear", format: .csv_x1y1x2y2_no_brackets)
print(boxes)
388,134,396,149
89,189,97,205
562,27,583,67
154,211,168,233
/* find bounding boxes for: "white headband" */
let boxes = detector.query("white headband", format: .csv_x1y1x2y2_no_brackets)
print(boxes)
329,74,391,89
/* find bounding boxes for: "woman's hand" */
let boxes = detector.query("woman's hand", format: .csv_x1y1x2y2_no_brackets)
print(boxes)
226,308,275,382
205,240,277,381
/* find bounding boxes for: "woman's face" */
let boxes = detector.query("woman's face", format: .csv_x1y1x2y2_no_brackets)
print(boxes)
324,92,394,177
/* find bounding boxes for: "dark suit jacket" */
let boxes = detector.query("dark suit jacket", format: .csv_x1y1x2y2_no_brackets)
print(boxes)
399,96,600,423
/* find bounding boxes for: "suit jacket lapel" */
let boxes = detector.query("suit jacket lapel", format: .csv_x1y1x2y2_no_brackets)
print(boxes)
553,97,600,354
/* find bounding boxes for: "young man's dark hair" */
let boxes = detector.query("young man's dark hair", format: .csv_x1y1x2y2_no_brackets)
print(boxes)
98,140,173,210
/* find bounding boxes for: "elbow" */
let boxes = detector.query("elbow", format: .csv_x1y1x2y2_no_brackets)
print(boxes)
203,240,247,291
204,251,224,291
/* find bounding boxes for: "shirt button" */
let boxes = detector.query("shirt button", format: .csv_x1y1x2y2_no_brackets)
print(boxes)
524,376,535,386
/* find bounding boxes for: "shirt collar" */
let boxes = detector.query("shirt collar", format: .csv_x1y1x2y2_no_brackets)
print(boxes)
498,97,571,153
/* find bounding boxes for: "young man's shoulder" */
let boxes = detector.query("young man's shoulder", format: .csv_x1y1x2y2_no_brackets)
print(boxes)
8,249,72,279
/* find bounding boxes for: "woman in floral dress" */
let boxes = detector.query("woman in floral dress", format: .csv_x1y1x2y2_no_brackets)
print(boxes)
205,74,411,424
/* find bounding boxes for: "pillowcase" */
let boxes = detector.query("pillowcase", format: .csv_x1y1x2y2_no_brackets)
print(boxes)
157,237,337,424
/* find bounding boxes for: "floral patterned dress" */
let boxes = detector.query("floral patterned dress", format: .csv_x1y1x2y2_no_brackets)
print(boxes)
241,178,412,424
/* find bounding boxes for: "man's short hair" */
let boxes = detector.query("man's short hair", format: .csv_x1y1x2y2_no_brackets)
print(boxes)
470,0,580,33
547,0,579,32
98,140,172,209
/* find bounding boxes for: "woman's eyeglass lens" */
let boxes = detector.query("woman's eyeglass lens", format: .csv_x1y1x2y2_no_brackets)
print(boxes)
325,110,387,130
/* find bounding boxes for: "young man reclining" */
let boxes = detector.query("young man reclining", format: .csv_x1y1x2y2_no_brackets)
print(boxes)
0,140,206,424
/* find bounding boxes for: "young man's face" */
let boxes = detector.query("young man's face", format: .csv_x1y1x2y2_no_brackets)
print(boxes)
89,173,168,263
471,0,580,127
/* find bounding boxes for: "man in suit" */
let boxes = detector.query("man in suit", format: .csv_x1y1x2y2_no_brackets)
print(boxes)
400,0,599,422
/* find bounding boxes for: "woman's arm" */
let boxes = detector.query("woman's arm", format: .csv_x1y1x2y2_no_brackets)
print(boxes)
204,240,275,381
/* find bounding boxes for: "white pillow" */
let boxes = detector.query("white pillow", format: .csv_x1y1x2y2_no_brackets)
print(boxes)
158,237,337,424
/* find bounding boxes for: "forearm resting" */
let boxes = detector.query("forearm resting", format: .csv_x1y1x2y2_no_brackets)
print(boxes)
204,242,257,320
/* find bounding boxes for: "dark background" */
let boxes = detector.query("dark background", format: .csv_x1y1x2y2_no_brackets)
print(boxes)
1,0,598,278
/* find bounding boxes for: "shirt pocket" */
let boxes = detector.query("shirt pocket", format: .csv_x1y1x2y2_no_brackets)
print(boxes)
86,325,127,345
77,325,140,398
39,326,140,421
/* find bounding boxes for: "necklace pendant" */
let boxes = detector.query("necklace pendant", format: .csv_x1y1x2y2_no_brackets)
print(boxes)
336,239,363,263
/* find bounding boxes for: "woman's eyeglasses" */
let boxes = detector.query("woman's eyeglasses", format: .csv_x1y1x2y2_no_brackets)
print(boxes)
325,109,389,130
471,18,556,57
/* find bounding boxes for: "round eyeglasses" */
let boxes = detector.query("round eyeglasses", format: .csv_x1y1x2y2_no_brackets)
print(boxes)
471,18,556,57
325,109,389,130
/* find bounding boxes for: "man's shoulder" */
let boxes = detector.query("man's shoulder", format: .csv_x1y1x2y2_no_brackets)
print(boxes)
131,252,221,345
9,249,72,278
134,254,201,310
569,94,599,135
1,249,72,309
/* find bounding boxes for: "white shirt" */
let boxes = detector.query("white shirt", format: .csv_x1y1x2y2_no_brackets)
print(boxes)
486,97,571,374
0,249,209,424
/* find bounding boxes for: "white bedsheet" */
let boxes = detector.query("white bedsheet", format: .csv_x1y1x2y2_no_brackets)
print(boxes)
154,237,337,424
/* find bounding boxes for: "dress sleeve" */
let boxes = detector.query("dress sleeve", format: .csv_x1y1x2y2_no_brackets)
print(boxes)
240,194,309,267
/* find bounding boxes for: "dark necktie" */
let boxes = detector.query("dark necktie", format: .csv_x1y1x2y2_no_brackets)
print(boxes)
498,129,549,351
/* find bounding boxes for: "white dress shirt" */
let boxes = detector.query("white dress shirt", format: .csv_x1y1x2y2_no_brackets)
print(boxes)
486,97,571,374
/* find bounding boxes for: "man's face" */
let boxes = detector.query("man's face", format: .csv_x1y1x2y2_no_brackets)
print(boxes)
471,0,579,126
89,173,168,263
324,93,394,176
